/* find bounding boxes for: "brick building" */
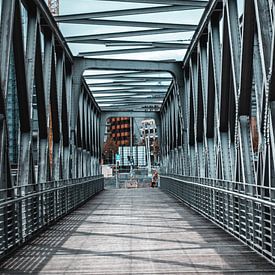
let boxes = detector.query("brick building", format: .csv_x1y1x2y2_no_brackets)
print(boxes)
107,117,133,146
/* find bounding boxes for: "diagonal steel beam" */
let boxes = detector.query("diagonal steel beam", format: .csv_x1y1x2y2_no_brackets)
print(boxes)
89,84,169,89
99,104,162,109
95,94,164,100
101,108,161,111
88,80,171,86
69,39,189,48
66,28,192,41
85,71,171,78
59,18,197,30
56,5,202,21
89,82,169,87
79,46,188,56
97,100,163,105
97,97,163,101
100,103,161,106
94,93,150,97
87,79,145,85
101,107,161,112
91,89,167,94
97,0,208,7
99,101,163,105
88,80,170,86
84,75,172,81
102,109,161,112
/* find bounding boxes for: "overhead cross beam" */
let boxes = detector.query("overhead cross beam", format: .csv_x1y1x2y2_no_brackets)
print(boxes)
79,46,188,56
97,100,163,105
56,5,203,22
91,89,167,94
89,83,169,88
57,18,197,30
99,101,162,106
99,104,162,108
57,0,205,114
101,107,161,111
75,57,183,75
96,0,208,6
60,1,202,57
88,80,170,85
72,57,182,116
84,75,172,81
69,39,189,48
66,29,192,42
94,94,164,99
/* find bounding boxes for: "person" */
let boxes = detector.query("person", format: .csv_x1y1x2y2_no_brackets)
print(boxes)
151,170,159,188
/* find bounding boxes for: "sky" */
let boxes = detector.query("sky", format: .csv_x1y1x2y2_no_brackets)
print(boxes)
55,0,245,114
58,0,206,61
58,0,244,61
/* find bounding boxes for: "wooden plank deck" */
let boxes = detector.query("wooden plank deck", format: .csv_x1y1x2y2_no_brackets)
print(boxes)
1,188,275,274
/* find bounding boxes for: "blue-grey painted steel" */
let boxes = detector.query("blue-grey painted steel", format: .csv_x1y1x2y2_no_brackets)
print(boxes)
160,0,275,186
161,175,275,263
0,0,102,191
1,0,275,267
159,0,275,265
0,176,104,261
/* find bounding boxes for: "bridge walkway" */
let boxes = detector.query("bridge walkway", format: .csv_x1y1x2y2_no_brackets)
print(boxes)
0,188,274,274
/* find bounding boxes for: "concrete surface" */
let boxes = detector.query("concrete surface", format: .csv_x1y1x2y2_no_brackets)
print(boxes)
1,188,275,274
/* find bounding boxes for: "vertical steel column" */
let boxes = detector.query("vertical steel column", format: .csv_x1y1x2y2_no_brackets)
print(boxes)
56,50,65,179
183,72,191,175
0,0,15,192
36,22,49,184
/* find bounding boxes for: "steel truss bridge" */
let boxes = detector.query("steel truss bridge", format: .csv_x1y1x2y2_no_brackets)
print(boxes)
1,0,275,273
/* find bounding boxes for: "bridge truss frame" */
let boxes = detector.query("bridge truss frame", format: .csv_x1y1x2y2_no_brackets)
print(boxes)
0,0,104,259
1,0,275,266
0,0,102,191
160,0,275,263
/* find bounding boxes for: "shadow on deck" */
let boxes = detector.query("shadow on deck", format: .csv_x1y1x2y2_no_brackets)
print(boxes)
0,188,275,274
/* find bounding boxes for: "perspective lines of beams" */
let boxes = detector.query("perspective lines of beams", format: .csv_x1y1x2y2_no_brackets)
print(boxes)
57,0,208,112
84,70,173,111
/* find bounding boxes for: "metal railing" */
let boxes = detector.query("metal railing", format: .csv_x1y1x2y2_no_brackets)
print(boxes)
161,174,275,263
0,176,104,260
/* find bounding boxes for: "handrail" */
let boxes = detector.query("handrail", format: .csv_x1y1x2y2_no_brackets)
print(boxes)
0,176,104,261
161,174,275,264
163,175,275,207
0,176,104,207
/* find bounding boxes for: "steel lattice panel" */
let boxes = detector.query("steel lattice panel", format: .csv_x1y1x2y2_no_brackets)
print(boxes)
160,0,275,264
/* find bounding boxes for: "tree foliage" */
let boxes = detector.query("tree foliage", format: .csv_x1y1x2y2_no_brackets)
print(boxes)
103,136,118,155
152,139,160,156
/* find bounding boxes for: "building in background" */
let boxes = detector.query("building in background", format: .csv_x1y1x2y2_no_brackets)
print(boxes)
140,119,159,165
103,117,132,164
104,117,159,168
107,117,132,146
140,119,158,142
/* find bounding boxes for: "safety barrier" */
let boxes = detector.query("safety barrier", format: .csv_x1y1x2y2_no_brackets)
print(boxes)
0,176,104,260
161,175,275,263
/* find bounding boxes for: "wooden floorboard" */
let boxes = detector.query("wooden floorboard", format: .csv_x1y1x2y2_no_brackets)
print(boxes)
1,188,275,274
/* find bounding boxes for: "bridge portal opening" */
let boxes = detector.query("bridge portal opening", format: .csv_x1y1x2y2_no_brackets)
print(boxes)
102,115,159,183
78,63,174,186
83,69,173,112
